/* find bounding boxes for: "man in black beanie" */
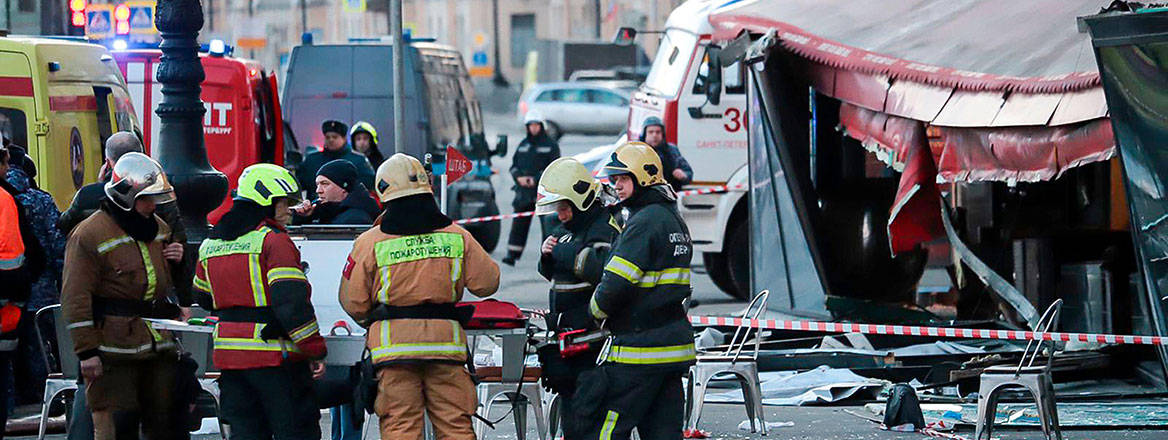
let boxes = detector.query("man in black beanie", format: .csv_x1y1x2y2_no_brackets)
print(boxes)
296,120,376,200
292,159,380,225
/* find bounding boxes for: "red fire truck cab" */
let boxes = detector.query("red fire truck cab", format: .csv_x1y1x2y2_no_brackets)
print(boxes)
113,49,284,222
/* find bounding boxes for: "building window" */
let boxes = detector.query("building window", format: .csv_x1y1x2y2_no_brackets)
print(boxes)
18,0,35,13
510,14,536,68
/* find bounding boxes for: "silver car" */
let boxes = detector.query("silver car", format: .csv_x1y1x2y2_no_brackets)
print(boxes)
517,82,633,139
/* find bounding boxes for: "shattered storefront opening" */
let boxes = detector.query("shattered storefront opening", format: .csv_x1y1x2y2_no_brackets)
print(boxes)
712,0,1168,389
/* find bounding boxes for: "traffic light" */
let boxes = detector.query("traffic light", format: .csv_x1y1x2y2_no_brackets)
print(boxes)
68,0,87,36
115,4,131,35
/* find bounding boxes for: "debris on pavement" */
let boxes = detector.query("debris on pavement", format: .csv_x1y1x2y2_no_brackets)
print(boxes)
704,365,885,406
736,420,794,431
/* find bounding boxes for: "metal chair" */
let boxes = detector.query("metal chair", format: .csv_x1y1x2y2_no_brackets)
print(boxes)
470,309,547,440
686,290,769,435
34,305,77,440
975,299,1064,440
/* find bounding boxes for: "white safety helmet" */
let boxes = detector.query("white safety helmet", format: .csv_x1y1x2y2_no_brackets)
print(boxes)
523,110,545,126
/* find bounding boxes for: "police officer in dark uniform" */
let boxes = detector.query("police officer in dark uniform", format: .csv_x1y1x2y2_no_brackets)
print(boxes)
503,111,560,266
533,158,620,440
579,141,696,440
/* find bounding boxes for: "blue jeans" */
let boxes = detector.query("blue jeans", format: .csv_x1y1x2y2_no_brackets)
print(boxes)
331,403,361,440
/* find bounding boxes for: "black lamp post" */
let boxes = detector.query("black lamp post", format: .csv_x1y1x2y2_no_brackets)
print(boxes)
154,0,227,241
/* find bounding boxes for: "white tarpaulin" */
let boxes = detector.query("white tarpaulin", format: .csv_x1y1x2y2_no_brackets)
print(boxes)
704,366,886,406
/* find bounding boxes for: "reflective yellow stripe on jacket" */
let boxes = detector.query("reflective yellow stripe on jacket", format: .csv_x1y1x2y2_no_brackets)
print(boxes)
604,256,691,288
606,343,697,365
369,320,466,363
369,232,468,362
212,323,301,353
198,227,271,306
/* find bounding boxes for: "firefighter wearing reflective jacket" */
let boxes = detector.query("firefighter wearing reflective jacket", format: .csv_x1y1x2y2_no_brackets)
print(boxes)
193,164,327,440
60,153,183,440
580,142,696,440
534,157,620,440
340,153,500,440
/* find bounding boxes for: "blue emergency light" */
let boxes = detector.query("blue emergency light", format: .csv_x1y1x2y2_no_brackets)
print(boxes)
208,39,227,56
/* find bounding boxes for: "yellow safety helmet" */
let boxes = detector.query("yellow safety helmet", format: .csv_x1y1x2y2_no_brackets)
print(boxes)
236,163,300,207
536,157,599,215
603,141,666,187
349,121,379,147
375,153,432,202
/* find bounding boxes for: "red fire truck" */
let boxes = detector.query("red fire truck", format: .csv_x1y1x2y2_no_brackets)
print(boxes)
113,47,285,222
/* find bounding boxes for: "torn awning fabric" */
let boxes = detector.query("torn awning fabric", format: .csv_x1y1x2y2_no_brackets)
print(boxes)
714,0,1121,254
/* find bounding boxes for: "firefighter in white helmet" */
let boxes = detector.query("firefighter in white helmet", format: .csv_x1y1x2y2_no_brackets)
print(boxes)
340,153,500,439
503,110,561,266
60,152,184,439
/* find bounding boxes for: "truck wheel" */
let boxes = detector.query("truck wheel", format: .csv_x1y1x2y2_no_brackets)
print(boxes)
703,252,743,299
724,220,751,300
465,203,501,253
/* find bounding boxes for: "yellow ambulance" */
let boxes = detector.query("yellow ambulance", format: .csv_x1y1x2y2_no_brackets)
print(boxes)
0,32,140,210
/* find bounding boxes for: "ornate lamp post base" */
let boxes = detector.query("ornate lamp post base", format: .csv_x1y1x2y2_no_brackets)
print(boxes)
154,0,228,241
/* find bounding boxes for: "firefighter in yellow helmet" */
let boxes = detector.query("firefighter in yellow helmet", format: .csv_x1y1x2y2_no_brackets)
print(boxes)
577,142,696,440
533,157,621,439
193,163,328,439
60,152,184,439
349,121,385,168
340,153,500,439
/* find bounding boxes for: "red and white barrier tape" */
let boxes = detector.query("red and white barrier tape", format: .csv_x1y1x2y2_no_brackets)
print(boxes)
455,184,747,225
454,211,536,225
688,316,1168,346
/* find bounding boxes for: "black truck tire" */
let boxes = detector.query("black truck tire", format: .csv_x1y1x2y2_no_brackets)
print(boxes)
702,252,739,299
724,219,751,300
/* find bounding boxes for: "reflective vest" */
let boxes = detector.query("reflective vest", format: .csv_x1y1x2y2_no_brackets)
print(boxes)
369,231,467,364
340,224,500,367
0,190,24,270
197,226,321,369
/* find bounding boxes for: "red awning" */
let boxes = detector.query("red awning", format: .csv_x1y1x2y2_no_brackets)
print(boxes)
711,0,1118,252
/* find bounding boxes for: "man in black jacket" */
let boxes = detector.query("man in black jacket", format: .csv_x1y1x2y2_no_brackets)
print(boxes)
504,111,561,266
578,141,696,440
297,120,376,200
292,159,380,225
639,117,693,192
533,158,620,440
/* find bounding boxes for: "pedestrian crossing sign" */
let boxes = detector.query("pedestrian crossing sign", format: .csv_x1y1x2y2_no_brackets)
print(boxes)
127,2,157,35
85,5,114,39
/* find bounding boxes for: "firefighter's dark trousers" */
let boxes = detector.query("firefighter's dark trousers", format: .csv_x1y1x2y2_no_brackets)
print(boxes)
576,367,686,440
505,203,553,260
86,355,178,440
220,362,321,440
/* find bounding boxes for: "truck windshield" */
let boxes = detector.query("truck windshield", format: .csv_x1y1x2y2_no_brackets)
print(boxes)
642,29,698,98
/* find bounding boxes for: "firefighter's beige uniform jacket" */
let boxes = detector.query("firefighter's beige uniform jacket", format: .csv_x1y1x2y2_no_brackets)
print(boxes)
340,223,500,365
61,211,175,360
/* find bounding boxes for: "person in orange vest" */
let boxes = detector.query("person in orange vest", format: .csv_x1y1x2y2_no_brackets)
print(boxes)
0,144,45,436
340,153,500,440
193,164,328,439
59,152,183,440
